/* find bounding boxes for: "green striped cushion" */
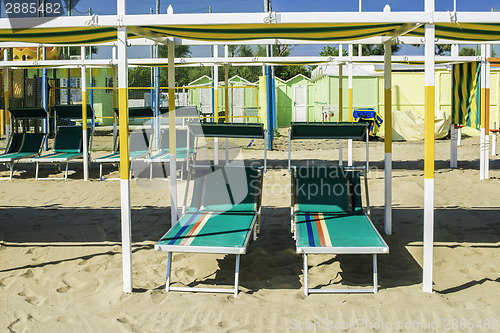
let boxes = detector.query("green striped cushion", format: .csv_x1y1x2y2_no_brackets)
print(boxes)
157,212,254,248
296,213,386,248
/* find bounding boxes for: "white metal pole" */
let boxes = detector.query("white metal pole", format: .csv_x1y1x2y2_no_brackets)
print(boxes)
117,0,132,293
42,47,49,151
480,44,486,180
3,49,9,143
450,125,458,168
213,44,219,165
493,122,497,156
485,44,491,179
384,42,392,236
423,0,435,293
112,47,118,150
168,36,178,224
338,63,343,166
80,46,89,181
348,44,353,167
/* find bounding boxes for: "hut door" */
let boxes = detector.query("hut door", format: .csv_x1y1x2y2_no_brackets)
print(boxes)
293,85,307,122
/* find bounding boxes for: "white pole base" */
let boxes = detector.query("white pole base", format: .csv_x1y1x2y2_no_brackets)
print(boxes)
120,179,132,293
384,152,392,235
423,177,434,293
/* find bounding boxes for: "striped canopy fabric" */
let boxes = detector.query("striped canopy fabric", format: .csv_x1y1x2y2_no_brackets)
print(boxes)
409,23,500,42
0,22,499,45
451,62,481,130
136,23,403,42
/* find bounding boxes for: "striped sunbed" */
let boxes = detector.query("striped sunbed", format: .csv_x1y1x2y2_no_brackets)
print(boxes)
30,126,89,180
0,133,45,180
292,166,388,295
155,165,263,296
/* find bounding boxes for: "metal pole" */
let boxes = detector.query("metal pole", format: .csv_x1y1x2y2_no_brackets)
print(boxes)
167,5,178,225
423,0,436,293
4,50,10,142
80,46,88,181
338,62,343,166
117,0,132,293
384,42,392,236
348,44,354,166
42,47,49,150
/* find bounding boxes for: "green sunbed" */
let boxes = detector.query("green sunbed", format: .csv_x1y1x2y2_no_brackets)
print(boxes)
145,128,196,180
188,123,268,172
93,129,152,181
30,126,90,180
288,122,370,171
292,166,388,295
155,165,263,296
0,133,45,179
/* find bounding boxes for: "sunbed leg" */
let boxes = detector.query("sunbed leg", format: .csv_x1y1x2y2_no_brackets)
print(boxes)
65,162,69,181
166,252,172,292
373,254,378,294
99,163,103,181
234,254,240,297
149,163,153,180
35,162,39,181
9,162,14,180
303,254,309,296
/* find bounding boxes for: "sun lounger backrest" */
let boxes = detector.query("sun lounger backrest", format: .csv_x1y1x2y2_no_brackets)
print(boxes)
189,123,265,138
54,126,85,153
344,170,364,213
113,107,154,119
160,129,194,150
115,130,151,153
190,166,262,213
290,122,369,140
8,108,48,120
295,166,352,214
129,130,152,152
53,104,94,119
6,133,45,154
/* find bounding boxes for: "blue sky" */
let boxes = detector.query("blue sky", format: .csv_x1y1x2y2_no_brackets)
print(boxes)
73,0,499,15
2,0,499,57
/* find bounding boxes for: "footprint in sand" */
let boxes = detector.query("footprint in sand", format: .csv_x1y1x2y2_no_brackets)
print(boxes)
0,276,15,288
21,269,35,279
18,290,45,306
56,285,71,293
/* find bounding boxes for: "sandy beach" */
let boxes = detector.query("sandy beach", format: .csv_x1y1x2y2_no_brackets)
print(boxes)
0,132,499,332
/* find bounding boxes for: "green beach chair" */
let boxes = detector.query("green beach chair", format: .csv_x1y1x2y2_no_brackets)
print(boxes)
92,129,152,181
155,165,263,296
31,126,90,180
291,165,388,295
145,128,196,180
0,132,45,180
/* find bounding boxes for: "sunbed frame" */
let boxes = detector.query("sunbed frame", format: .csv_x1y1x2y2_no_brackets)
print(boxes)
188,123,268,172
31,126,91,180
145,128,196,180
30,105,95,180
93,129,152,181
288,122,370,172
155,165,263,296
291,165,388,295
0,132,45,180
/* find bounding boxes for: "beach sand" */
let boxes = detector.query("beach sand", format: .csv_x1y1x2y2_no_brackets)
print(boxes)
0,132,499,332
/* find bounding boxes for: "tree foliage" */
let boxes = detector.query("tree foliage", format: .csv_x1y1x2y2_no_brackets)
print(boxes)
128,43,312,90
319,44,400,57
